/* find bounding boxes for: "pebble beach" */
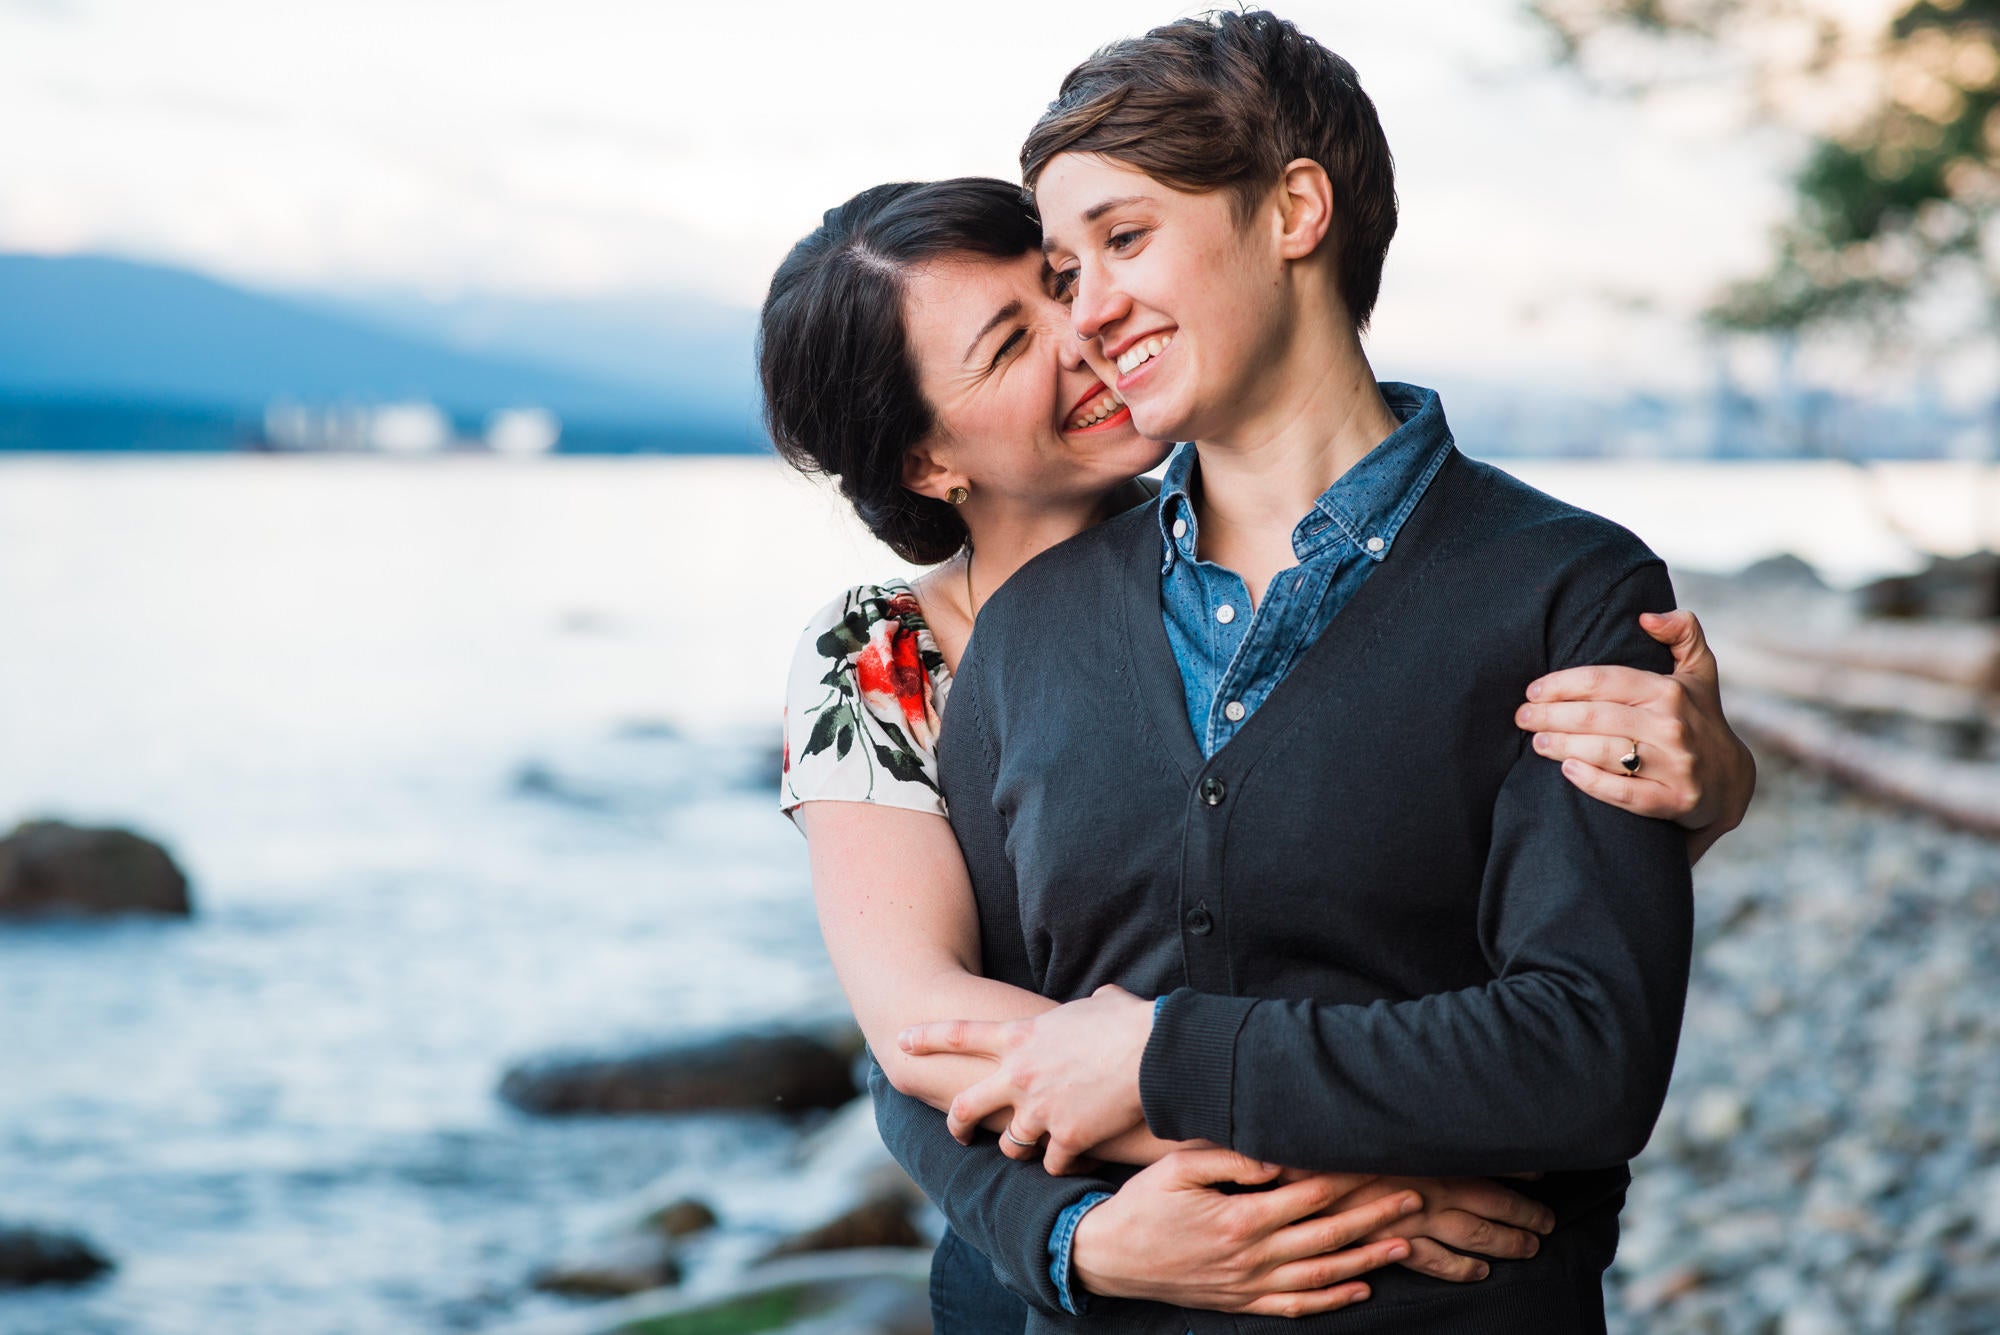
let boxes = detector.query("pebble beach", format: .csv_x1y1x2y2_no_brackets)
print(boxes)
1610,757,2000,1333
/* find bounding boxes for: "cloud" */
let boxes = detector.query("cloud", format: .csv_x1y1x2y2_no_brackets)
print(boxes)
0,0,1803,390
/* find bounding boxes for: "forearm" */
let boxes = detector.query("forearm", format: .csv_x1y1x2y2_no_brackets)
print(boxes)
865,969,1057,1113
1092,1124,1202,1166
799,800,1058,1111
1144,963,1682,1176
881,975,1197,1162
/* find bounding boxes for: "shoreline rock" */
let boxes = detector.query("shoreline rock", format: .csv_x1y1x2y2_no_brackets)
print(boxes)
532,1234,683,1298
0,1223,115,1288
499,1028,860,1118
0,819,191,918
759,1191,923,1262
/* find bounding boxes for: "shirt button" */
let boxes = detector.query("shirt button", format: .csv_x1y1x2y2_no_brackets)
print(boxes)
1366,536,1386,554
1186,907,1214,936
1223,700,1246,722
1172,518,1188,540
1200,776,1226,806
1214,603,1236,624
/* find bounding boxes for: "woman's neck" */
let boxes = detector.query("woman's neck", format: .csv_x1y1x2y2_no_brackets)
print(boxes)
917,480,1144,673
968,482,1140,592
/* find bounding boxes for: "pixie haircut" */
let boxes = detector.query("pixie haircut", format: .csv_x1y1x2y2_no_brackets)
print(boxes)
1020,8,1398,332
759,178,1042,565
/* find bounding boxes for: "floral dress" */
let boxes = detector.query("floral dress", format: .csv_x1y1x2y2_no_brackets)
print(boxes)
781,581,953,823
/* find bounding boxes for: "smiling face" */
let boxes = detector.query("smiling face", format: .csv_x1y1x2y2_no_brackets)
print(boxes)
1037,152,1299,447
899,247,1170,513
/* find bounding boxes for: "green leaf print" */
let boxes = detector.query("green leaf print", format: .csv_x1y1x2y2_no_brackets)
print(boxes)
874,741,938,792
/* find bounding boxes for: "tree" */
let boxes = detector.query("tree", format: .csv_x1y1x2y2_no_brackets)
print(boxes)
1531,0,2000,375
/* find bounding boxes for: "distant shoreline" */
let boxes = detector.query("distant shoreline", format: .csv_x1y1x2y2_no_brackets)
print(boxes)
0,398,769,455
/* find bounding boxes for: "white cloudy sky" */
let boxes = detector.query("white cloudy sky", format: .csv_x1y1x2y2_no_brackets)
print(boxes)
2,0,1854,390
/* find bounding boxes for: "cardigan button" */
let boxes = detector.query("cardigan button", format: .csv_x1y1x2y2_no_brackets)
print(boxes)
1186,907,1213,935
1200,777,1226,806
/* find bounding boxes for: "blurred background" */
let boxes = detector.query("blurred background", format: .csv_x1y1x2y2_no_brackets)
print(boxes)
2,1,1997,1332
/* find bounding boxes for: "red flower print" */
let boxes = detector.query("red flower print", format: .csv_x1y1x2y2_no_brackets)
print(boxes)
854,618,939,751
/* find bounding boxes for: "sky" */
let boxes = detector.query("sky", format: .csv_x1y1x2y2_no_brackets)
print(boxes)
0,0,1892,394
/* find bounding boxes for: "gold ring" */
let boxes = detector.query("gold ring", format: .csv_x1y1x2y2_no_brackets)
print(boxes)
1619,742,1642,775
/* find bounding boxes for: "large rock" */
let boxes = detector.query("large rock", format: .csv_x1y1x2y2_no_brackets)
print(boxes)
0,820,191,917
1860,550,2000,621
642,1197,719,1240
531,1232,682,1298
1735,552,1827,591
499,1029,858,1117
0,1224,114,1288
761,1191,925,1261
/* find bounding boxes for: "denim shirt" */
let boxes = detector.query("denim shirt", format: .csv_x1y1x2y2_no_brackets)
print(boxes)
1045,381,1454,1315
1159,381,1455,756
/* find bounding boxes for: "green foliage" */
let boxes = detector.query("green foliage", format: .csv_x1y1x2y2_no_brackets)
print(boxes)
618,1290,803,1335
1531,0,2000,338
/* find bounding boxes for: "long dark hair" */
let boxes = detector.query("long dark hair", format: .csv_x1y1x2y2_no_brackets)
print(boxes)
759,178,1042,564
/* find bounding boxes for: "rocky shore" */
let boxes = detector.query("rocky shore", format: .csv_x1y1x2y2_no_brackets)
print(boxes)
1608,755,2000,1333
497,1029,935,1334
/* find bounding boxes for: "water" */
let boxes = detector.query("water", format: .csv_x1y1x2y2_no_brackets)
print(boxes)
0,453,1988,1333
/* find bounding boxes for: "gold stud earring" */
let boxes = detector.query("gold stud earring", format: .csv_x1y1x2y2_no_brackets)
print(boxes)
945,485,969,505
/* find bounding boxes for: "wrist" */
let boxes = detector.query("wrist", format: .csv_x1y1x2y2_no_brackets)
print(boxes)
1725,739,1757,831
1070,1191,1131,1301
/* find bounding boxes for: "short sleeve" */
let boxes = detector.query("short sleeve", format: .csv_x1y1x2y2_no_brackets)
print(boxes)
780,583,951,827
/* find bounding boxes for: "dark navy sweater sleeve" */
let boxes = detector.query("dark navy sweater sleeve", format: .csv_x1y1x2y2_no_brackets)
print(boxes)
867,1055,1115,1317
1140,558,1695,1175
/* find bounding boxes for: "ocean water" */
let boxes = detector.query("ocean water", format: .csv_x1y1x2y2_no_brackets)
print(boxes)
0,453,1987,1334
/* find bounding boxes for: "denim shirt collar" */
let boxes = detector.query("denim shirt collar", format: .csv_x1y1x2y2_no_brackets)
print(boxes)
1156,381,1455,573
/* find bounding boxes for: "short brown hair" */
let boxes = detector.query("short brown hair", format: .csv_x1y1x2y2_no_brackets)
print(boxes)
1021,8,1397,331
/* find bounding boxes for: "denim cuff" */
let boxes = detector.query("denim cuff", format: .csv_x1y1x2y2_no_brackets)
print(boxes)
1048,1190,1115,1315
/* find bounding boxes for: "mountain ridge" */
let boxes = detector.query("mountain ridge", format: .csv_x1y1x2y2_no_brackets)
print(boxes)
0,253,763,448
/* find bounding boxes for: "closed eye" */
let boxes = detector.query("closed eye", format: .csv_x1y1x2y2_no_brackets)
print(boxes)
990,327,1027,368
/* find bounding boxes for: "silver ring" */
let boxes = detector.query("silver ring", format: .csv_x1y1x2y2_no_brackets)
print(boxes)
1003,1128,1040,1149
1619,741,1642,775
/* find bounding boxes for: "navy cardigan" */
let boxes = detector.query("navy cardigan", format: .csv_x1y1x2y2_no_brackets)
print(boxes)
870,448,1694,1334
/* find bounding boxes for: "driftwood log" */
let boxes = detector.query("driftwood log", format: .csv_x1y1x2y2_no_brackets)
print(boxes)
1736,620,2000,694
1728,690,2000,837
1719,641,2000,729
